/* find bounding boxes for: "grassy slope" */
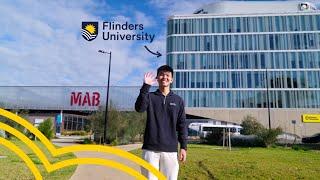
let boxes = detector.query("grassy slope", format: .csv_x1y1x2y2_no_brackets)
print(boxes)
130,144,320,180
0,139,76,180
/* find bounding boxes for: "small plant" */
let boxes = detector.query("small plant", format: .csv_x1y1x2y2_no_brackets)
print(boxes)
82,138,93,144
110,139,118,146
257,127,282,147
38,118,54,140
292,145,310,151
61,131,88,136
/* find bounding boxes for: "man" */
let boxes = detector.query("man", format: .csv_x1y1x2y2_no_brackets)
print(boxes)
135,65,188,180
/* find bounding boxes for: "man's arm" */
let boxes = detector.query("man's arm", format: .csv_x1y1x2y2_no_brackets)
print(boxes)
135,83,151,112
177,99,188,162
135,72,155,112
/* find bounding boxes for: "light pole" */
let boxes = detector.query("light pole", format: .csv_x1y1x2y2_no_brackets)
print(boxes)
292,120,296,144
265,64,271,130
98,50,112,144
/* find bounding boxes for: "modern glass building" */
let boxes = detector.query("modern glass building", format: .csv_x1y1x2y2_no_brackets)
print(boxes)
167,1,320,136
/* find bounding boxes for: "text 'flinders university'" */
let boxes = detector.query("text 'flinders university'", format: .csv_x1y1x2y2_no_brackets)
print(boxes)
102,22,155,43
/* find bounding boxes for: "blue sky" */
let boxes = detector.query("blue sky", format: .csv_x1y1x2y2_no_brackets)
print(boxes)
0,0,213,86
1,0,317,86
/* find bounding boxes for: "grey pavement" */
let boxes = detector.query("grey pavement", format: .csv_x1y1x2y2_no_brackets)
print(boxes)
52,137,143,180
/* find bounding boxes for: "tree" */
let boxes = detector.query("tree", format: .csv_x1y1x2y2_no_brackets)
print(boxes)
240,115,264,135
124,112,146,142
90,104,146,145
38,118,54,140
240,115,283,147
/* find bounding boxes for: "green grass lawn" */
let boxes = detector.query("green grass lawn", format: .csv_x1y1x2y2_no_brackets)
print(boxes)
0,138,76,180
130,144,320,180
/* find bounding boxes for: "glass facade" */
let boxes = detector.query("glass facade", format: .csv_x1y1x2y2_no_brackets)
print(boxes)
63,114,90,131
167,13,320,108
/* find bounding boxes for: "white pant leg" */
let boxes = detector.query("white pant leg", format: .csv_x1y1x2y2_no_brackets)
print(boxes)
159,152,179,180
141,150,160,180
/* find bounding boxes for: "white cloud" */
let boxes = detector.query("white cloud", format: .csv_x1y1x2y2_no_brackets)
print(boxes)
0,0,161,86
134,11,155,28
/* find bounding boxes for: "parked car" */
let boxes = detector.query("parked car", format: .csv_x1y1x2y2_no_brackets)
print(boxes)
302,133,320,143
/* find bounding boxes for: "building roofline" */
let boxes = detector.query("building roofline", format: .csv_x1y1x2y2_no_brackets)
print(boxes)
168,11,320,20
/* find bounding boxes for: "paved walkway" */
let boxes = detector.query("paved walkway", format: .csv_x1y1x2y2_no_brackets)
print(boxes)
52,137,143,180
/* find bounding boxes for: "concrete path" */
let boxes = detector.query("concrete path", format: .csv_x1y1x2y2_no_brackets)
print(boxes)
52,137,143,180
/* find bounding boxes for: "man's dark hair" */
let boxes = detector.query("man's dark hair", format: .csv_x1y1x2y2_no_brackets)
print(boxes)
157,65,174,77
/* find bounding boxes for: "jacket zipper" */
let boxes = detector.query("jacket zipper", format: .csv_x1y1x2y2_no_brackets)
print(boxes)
164,95,167,105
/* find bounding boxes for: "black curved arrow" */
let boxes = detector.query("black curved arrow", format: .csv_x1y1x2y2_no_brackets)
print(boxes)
144,45,162,58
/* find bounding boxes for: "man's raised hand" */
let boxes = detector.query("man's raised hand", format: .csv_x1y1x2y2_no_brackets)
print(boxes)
144,72,156,85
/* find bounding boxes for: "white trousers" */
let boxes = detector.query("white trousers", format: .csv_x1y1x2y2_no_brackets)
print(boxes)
141,150,179,180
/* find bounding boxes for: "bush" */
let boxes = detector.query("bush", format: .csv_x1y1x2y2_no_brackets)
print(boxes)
90,104,146,145
257,127,283,147
82,138,94,144
292,145,310,151
241,115,264,135
111,139,118,146
38,118,54,140
61,131,88,136
205,130,223,145
231,135,265,147
239,115,283,147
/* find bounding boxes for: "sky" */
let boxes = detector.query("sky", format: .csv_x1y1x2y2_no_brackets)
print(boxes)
0,0,211,86
0,0,318,86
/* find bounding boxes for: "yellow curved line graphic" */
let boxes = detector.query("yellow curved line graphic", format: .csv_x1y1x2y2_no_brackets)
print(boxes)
0,122,145,179
0,122,51,170
0,137,42,180
52,158,144,178
0,108,166,179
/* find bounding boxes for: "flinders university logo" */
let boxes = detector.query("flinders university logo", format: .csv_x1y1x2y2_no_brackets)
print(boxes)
82,22,98,41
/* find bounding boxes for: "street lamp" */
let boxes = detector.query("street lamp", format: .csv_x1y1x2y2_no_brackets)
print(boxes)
98,50,112,144
265,64,271,130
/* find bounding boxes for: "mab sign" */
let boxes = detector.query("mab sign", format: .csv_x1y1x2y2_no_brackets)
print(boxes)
70,92,101,106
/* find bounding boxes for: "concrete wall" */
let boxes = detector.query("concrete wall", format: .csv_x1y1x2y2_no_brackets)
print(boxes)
186,108,320,137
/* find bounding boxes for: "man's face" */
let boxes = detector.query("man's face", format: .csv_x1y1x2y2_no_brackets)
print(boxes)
157,71,173,88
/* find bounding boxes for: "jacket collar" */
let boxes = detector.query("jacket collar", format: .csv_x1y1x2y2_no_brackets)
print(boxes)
155,89,174,96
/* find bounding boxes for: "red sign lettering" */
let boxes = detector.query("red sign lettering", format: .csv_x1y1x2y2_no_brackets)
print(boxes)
92,92,100,106
70,92,82,106
70,92,101,106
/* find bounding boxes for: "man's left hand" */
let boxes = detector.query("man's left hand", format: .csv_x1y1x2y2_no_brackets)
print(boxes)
179,149,187,163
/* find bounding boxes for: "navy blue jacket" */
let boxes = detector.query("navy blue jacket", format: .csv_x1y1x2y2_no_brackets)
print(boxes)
135,83,187,152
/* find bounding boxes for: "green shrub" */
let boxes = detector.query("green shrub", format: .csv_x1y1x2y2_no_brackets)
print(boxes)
61,131,88,136
240,115,264,135
240,115,283,147
292,145,310,151
231,135,265,147
82,138,93,144
205,130,223,145
90,104,146,145
111,139,118,146
38,118,54,140
257,127,282,147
